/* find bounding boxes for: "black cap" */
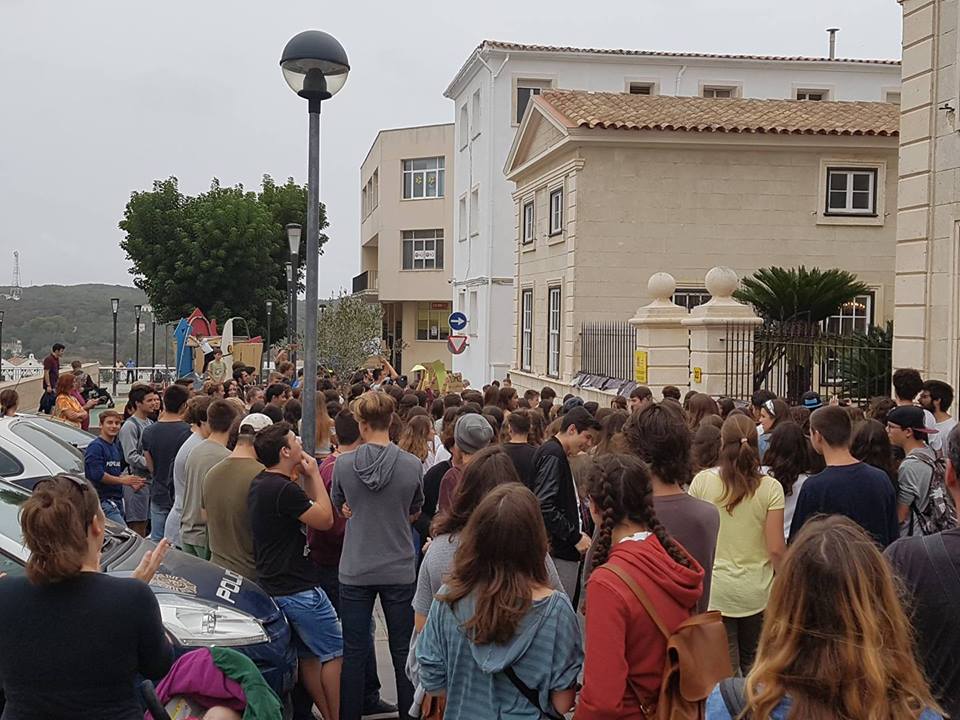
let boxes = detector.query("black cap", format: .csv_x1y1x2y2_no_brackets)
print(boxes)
887,405,937,435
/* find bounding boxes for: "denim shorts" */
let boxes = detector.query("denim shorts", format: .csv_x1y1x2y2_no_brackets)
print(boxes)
275,586,344,662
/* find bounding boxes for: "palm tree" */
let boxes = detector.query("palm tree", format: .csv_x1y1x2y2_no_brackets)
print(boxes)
733,266,869,323
734,266,870,399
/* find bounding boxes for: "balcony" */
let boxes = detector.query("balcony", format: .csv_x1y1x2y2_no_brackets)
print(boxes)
352,270,379,301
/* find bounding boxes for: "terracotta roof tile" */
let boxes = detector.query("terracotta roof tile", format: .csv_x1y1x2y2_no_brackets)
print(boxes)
482,40,900,66
537,90,899,136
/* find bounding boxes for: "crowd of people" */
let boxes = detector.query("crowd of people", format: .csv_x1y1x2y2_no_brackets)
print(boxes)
0,345,958,719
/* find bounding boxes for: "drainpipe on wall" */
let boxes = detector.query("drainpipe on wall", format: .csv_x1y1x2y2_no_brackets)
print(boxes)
674,64,687,95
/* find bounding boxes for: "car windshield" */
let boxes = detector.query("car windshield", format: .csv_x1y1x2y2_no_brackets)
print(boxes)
9,422,84,474
22,416,93,448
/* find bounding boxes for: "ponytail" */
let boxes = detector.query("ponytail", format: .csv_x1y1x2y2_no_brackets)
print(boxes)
718,414,763,512
20,476,100,585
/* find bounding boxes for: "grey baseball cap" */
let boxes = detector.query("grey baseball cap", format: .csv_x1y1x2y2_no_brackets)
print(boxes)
455,413,494,454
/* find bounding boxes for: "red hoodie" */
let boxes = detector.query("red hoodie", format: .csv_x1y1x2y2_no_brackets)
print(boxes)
576,534,704,720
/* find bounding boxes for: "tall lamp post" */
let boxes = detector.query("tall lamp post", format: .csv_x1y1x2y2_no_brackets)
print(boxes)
265,300,273,381
286,223,302,368
285,262,294,361
281,30,349,455
147,305,156,377
0,310,5,382
110,298,120,396
134,304,142,383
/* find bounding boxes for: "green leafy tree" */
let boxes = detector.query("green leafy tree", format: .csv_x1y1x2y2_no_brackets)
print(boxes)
733,266,869,323
837,323,893,401
119,175,327,339
317,291,383,382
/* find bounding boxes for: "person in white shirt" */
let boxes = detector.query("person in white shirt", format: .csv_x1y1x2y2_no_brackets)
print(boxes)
920,380,958,443
893,368,942,453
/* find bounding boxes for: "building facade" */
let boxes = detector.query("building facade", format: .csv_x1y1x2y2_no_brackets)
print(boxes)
356,124,455,373
894,0,960,384
444,40,902,385
505,91,899,387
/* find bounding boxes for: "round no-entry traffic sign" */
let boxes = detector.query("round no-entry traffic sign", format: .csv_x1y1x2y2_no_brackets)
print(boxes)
448,334,469,355
448,311,468,332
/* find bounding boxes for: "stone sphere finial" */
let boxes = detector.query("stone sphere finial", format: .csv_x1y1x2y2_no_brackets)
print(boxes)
647,272,676,302
705,266,739,299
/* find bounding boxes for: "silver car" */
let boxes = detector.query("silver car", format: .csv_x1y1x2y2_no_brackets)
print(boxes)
0,416,85,488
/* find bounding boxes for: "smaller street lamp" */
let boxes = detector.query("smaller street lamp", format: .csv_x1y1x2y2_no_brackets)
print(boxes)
0,310,5,382
285,262,294,360
286,223,302,367
134,304,142,383
110,298,120,396
265,299,273,381
145,305,156,378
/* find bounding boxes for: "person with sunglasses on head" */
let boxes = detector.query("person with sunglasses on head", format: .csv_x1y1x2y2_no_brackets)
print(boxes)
0,476,172,719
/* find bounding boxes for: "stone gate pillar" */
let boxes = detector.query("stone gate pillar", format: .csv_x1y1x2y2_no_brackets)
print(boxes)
629,273,690,397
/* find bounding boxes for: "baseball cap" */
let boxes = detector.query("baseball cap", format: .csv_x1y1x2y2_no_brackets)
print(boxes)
455,413,494,454
801,391,823,410
562,396,585,414
886,406,937,435
240,413,274,432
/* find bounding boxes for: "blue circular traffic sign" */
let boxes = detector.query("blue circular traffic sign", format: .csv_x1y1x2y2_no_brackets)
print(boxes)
448,311,468,332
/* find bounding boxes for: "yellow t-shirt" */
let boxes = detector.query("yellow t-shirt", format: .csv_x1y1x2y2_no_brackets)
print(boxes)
689,468,785,617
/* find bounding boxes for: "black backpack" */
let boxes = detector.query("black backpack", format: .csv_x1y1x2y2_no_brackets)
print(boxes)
909,452,957,536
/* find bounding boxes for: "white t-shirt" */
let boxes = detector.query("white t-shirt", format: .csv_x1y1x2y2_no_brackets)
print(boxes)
763,466,808,541
923,408,943,452
935,416,957,448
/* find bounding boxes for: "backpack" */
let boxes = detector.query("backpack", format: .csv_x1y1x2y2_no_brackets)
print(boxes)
599,563,731,720
909,452,957,536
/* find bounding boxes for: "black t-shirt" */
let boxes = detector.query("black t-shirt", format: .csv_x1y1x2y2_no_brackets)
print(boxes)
141,420,192,511
0,572,172,720
885,529,960,719
503,442,537,489
248,470,320,597
789,462,899,547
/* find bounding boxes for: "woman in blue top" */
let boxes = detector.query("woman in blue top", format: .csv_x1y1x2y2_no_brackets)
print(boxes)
707,515,943,719
417,483,583,719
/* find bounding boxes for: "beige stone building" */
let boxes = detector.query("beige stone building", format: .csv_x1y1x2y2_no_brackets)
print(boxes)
504,90,899,387
894,0,960,384
356,124,455,373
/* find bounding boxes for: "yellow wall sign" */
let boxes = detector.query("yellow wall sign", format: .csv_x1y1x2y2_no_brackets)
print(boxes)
634,350,648,384
693,367,703,383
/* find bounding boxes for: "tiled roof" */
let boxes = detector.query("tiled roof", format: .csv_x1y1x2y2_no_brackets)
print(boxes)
482,40,901,65
537,90,900,136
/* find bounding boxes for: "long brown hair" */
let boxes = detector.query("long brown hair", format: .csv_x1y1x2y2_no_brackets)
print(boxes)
20,476,101,584
718,413,762,512
439,484,549,645
762,421,810,497
398,415,433,462
685,392,720,431
745,516,940,719
315,396,334,449
432,446,520,536
586,454,692,570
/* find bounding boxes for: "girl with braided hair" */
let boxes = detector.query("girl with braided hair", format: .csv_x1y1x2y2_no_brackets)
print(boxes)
577,454,704,720
689,413,785,677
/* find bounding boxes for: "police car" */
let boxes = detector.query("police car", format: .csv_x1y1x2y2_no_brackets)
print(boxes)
0,476,297,699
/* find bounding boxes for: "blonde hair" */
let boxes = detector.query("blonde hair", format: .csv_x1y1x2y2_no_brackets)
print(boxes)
351,391,396,431
718,413,762,512
745,516,940,719
398,415,433,462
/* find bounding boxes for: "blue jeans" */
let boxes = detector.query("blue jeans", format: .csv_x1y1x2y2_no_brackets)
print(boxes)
100,499,125,526
340,582,415,720
275,587,343,662
315,566,383,707
149,504,169,543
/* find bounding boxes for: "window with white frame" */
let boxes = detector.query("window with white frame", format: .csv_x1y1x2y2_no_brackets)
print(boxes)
521,289,533,371
371,169,378,208
702,85,737,99
885,91,901,104
796,89,828,101
825,167,877,216
516,79,552,124
522,201,535,244
672,288,711,311
402,229,443,270
547,286,561,377
825,293,874,334
469,188,479,236
549,188,563,235
458,196,467,242
459,105,468,148
402,157,445,199
471,89,481,137
628,82,654,95
468,291,479,336
417,302,451,341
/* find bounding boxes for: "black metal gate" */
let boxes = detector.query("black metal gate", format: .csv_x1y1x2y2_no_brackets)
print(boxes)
579,321,636,382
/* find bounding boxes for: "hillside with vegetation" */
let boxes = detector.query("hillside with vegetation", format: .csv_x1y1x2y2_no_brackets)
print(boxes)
0,284,157,364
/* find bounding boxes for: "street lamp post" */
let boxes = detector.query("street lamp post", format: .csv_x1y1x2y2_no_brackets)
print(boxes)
265,300,273,382
164,323,170,374
0,310,4,382
285,262,294,364
148,306,156,378
286,223,302,368
134,304,142,384
110,298,119,396
281,30,349,455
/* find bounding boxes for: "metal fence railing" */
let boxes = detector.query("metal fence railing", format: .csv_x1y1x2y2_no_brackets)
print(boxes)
724,322,892,404
579,321,636,382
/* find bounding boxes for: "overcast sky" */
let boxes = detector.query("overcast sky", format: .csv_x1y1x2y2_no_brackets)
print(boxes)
0,0,902,299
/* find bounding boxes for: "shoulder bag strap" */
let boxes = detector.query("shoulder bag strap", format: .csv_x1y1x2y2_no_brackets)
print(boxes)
719,677,749,718
502,666,564,720
600,563,671,640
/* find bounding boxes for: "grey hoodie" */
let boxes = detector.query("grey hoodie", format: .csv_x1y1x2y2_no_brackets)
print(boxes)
331,442,424,586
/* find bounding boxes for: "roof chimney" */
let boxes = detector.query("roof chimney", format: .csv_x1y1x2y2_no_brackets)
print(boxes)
827,27,840,60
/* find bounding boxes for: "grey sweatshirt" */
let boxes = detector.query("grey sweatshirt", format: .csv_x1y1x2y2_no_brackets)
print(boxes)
118,415,152,480
331,442,424,586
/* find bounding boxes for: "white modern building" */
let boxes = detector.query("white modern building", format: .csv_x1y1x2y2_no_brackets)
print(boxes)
444,39,902,386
